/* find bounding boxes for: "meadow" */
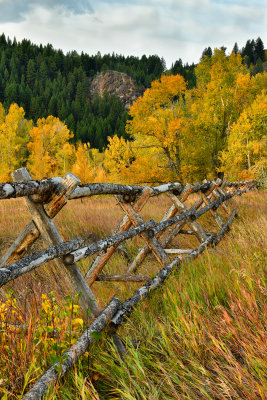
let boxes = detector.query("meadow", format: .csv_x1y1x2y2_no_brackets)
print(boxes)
0,189,266,399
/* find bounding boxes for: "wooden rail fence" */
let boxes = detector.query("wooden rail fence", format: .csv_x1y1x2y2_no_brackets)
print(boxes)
0,168,256,399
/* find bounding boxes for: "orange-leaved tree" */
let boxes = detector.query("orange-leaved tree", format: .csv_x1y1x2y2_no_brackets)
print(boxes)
27,116,74,179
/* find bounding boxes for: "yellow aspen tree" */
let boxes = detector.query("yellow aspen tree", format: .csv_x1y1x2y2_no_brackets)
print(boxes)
0,103,31,182
72,142,100,184
126,74,186,182
185,49,262,179
220,91,267,180
57,142,76,176
90,148,106,182
27,116,73,179
103,135,133,183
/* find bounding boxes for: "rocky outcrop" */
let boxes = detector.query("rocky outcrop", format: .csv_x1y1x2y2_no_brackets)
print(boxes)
89,70,144,108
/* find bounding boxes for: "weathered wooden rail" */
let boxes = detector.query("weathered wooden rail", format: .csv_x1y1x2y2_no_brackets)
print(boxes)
0,168,256,399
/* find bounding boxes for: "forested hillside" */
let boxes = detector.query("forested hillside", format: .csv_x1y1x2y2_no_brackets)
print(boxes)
0,34,266,184
0,34,265,150
0,34,198,147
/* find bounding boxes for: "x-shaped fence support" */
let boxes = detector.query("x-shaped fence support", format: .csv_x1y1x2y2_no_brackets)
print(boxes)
0,168,98,316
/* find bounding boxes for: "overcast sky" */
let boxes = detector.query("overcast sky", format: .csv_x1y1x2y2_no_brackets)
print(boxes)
0,0,266,67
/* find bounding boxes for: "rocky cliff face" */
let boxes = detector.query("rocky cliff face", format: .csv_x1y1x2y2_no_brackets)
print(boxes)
89,70,144,108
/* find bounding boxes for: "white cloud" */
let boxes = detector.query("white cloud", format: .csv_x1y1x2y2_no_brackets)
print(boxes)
0,0,266,67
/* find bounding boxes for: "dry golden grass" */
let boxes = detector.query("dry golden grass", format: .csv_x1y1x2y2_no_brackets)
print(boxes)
0,189,266,399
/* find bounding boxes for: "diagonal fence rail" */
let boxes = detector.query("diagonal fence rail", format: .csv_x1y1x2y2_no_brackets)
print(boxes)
0,168,256,399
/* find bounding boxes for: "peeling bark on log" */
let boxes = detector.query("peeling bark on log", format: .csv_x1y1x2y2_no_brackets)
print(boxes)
0,178,61,201
69,182,183,199
0,178,255,201
179,229,215,236
0,238,84,287
72,219,157,263
69,183,143,199
165,249,193,254
225,179,256,188
21,298,121,400
0,221,40,268
44,173,81,218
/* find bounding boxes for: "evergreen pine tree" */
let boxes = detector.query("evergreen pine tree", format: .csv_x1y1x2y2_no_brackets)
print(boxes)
255,37,265,62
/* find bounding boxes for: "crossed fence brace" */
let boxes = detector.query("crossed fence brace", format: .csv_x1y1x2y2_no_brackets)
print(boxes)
0,168,256,400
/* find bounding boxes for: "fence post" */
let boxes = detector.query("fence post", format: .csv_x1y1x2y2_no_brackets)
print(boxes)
12,168,99,316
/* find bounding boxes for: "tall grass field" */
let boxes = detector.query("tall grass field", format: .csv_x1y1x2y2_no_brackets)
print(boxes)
0,189,266,399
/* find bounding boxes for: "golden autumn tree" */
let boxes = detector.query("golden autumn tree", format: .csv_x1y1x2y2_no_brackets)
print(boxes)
72,142,105,184
27,116,74,179
126,75,186,183
220,91,267,180
182,50,267,180
187,50,250,176
103,135,133,182
0,103,32,181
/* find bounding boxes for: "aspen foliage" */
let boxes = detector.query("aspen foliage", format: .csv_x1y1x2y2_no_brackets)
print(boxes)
0,103,32,181
103,135,133,182
220,91,267,180
126,75,186,182
27,116,74,179
72,142,106,184
117,51,266,183
185,51,252,178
